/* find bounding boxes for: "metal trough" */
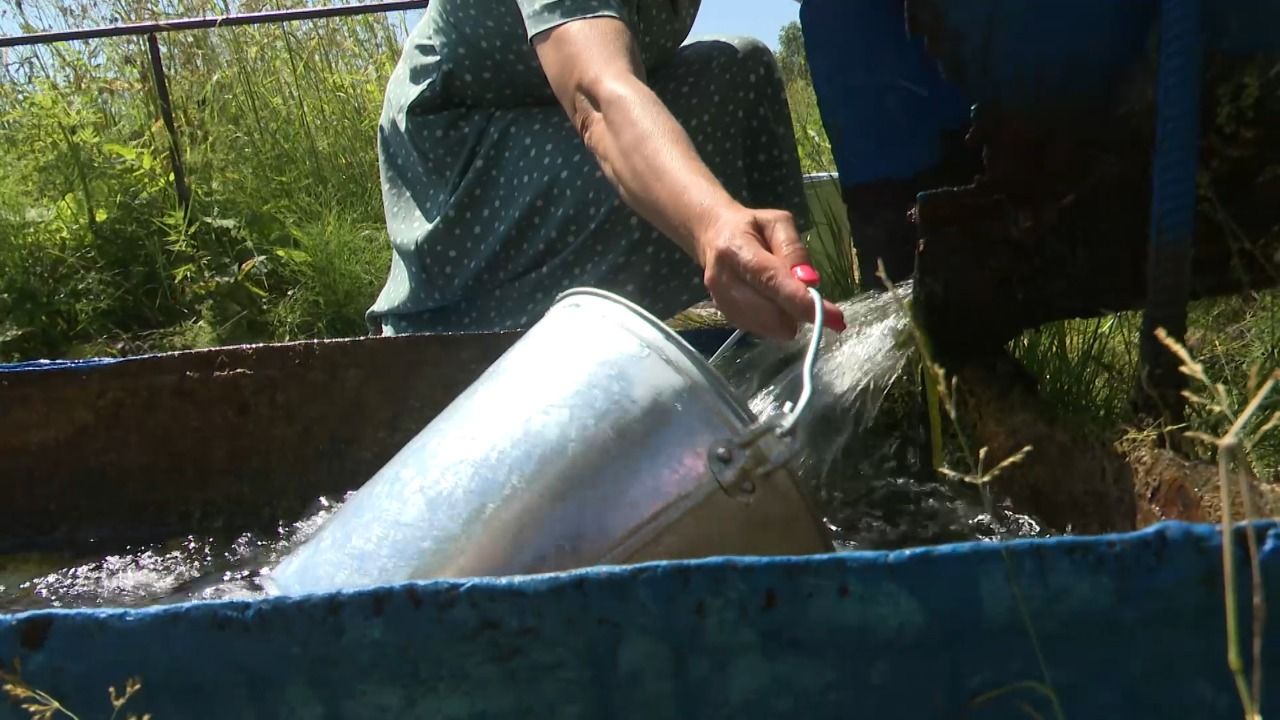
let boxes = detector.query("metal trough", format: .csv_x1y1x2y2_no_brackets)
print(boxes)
0,328,743,556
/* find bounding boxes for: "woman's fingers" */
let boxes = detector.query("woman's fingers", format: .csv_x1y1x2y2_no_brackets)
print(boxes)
708,248,845,340
823,301,847,332
757,210,809,269
756,212,847,332
711,277,797,340
699,205,848,340
739,242,847,334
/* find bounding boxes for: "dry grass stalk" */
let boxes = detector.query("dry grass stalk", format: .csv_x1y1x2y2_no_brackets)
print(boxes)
1,659,149,720
1157,326,1277,720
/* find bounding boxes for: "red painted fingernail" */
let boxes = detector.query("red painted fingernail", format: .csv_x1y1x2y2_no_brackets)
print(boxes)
826,310,847,333
791,264,821,286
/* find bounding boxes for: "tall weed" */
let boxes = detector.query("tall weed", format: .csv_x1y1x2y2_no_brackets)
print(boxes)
0,0,408,360
1009,292,1280,476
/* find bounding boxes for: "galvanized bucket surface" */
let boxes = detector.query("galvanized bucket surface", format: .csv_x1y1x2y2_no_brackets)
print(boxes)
267,288,831,595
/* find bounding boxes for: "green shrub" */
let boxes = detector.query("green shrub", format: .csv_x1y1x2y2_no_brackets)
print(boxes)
0,0,406,361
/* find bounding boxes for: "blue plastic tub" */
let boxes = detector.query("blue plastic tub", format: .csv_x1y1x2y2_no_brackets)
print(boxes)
1,521,1276,718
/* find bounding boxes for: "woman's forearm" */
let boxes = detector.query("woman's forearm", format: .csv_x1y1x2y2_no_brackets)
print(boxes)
572,73,737,263
531,17,738,264
530,16,845,340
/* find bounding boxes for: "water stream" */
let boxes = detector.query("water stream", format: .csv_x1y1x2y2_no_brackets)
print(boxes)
1,283,1044,612
0,495,347,612
718,281,1045,551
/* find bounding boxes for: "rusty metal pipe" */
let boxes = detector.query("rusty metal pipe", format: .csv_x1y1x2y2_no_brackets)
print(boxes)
145,32,190,214
0,1,429,48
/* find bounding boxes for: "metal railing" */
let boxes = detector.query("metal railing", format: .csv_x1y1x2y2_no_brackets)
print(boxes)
1,1,430,212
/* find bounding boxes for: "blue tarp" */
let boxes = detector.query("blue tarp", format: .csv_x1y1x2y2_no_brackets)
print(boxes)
0,521,1274,718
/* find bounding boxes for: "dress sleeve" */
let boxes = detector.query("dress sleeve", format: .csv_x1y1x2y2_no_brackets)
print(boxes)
515,0,634,41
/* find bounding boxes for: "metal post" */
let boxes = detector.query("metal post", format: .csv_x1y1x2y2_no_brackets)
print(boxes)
0,1,431,48
2,3,435,213
146,31,191,214
1139,0,1203,424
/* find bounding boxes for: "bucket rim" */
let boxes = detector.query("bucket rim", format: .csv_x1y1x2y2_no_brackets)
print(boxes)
552,287,755,426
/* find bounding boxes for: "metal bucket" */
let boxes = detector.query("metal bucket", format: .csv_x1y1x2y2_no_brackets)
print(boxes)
266,288,832,596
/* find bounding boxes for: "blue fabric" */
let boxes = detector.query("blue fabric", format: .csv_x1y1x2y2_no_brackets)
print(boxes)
798,0,1279,189
905,0,1279,112
893,0,1155,119
1149,0,1204,255
800,0,971,185
1,521,1276,718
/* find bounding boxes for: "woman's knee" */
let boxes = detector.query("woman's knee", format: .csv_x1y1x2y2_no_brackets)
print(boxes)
671,35,781,80
718,36,780,74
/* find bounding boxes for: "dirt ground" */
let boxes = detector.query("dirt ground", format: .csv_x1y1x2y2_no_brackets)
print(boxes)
956,351,1280,533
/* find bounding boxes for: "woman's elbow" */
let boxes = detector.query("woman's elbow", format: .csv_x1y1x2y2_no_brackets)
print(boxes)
569,73,639,140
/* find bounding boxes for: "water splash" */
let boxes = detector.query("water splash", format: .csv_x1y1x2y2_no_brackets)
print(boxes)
1,286,1048,611
716,282,1046,550
0,493,350,612
730,283,916,482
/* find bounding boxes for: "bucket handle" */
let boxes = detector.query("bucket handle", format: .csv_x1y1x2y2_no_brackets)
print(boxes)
776,285,825,437
707,284,829,500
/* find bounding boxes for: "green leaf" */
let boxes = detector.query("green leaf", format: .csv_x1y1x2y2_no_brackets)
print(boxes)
274,247,310,264
103,143,138,161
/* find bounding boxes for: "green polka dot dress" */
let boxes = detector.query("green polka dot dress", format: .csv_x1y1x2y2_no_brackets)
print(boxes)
369,0,814,335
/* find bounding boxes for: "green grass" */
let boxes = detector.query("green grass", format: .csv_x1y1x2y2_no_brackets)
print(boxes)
800,174,858,302
1008,291,1280,477
1010,314,1142,432
0,0,405,361
778,22,856,302
1183,291,1280,475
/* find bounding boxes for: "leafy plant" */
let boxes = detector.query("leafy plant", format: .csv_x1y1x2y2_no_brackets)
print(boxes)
777,21,836,175
0,0,407,361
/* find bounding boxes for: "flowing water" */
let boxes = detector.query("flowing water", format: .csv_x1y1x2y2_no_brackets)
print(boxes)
1,283,1044,612
0,495,348,612
716,281,1046,550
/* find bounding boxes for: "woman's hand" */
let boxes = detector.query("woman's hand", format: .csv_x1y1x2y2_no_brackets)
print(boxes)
697,204,846,341
531,17,845,341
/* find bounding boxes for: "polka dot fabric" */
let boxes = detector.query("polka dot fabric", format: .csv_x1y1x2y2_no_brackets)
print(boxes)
368,0,814,335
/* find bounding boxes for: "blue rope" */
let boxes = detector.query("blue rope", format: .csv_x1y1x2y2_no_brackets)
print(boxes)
1141,0,1204,407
